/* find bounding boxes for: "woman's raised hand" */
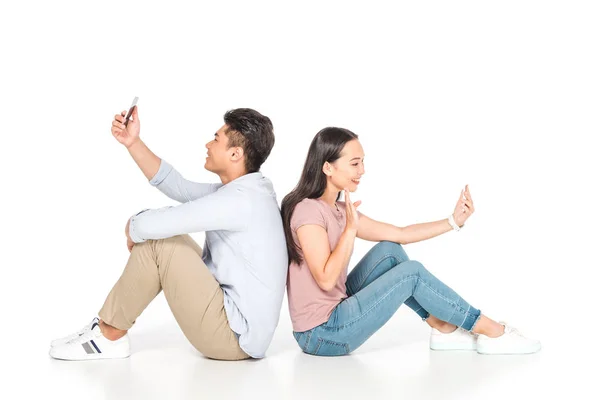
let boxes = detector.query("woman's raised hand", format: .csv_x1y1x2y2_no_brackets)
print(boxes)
344,189,362,232
452,184,475,227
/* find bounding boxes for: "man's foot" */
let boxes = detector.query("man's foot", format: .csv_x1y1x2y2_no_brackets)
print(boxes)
430,326,477,351
50,317,100,347
477,322,541,355
49,319,130,361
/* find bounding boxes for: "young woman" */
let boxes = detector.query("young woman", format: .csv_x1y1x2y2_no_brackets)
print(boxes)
281,127,541,356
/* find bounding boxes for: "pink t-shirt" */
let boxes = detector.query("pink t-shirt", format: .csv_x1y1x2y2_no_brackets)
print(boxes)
287,198,361,332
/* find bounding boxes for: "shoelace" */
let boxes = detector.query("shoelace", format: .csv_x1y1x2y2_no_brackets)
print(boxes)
503,324,524,337
57,318,95,342
80,318,98,332
65,319,100,345
67,327,100,345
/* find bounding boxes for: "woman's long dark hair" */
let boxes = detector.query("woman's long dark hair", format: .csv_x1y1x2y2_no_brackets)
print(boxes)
281,127,359,265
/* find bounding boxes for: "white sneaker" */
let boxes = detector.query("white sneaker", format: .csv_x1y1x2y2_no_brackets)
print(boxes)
430,326,477,351
477,322,541,355
50,317,100,347
49,319,130,361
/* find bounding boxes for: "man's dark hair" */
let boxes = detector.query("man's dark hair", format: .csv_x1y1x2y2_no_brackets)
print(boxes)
223,108,274,173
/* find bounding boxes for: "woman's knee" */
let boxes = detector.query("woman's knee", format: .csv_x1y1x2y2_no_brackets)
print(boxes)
401,259,428,275
375,241,409,263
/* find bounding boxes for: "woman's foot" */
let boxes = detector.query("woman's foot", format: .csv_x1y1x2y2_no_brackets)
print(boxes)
477,321,541,355
427,315,477,351
430,326,477,351
472,314,505,337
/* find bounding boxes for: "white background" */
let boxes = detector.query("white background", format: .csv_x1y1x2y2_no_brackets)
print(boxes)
1,1,598,399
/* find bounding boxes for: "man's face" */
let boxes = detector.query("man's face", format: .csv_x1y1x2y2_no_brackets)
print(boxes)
204,124,233,174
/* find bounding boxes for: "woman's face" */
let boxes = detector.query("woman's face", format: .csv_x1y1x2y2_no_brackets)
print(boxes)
325,139,365,192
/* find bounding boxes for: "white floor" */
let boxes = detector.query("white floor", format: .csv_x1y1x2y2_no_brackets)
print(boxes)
3,1,599,399
5,300,593,400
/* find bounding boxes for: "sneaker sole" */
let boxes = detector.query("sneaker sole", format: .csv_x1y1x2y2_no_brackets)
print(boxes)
477,343,542,355
49,351,131,361
430,342,477,351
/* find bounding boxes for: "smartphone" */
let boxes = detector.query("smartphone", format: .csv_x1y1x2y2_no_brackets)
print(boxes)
123,96,139,127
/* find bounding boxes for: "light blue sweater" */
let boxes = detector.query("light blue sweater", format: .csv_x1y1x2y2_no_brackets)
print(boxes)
128,160,288,358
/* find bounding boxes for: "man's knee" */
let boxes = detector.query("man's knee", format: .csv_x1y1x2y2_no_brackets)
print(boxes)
146,234,192,246
143,235,200,257
192,340,250,361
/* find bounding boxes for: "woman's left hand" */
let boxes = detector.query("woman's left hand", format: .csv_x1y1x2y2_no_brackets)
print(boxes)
452,184,475,227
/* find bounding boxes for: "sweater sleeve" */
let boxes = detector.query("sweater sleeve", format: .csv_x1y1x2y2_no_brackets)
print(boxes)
129,185,250,243
149,159,222,203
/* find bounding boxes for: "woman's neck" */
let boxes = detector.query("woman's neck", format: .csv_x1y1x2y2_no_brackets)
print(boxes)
319,185,340,207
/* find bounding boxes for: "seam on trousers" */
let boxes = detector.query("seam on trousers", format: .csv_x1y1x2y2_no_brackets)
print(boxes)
302,329,313,353
327,272,466,331
327,275,420,330
414,277,459,322
355,253,402,293
159,236,185,289
468,310,482,332
314,337,350,355
459,305,477,329
198,286,222,329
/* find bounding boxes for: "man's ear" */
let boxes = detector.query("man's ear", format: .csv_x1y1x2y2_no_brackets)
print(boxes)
322,161,333,176
230,147,244,161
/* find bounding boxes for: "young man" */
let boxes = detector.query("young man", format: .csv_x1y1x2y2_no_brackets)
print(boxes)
49,106,288,361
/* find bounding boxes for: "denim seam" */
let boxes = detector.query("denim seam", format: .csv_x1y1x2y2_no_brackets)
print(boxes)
419,278,465,313
458,305,471,328
354,253,402,293
302,329,313,352
468,311,482,332
460,305,480,331
314,337,350,355
323,275,420,330
324,273,466,331
415,276,466,322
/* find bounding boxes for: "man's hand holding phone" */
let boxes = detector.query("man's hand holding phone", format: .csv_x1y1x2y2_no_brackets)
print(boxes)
111,97,140,149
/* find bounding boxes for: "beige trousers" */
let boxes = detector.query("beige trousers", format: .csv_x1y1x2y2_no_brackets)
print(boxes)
98,234,249,361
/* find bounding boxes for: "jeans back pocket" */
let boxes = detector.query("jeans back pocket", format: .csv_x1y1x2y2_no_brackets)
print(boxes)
293,330,314,353
314,337,350,356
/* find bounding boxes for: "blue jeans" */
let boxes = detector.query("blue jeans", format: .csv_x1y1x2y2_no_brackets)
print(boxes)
293,241,481,356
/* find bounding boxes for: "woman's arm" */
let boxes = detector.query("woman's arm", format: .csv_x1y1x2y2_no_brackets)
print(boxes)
296,189,362,292
357,215,452,244
358,185,475,245
297,225,357,291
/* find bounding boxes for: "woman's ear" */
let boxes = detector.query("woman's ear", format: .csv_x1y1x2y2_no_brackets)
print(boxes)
322,161,333,176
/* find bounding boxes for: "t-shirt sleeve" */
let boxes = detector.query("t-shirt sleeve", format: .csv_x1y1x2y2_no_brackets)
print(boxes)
290,200,326,233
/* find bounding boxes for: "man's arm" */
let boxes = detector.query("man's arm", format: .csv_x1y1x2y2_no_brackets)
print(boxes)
112,106,161,179
111,107,220,203
149,159,222,203
126,139,161,180
128,187,249,243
